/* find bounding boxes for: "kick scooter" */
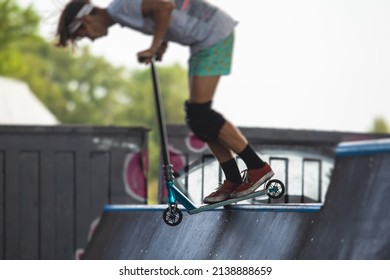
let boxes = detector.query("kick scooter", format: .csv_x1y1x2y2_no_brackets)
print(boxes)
146,59,285,226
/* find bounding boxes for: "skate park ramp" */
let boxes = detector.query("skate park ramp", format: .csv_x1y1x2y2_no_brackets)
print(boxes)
83,139,390,260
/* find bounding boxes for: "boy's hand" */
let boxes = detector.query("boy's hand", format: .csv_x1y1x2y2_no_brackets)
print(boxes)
137,48,156,64
137,41,168,63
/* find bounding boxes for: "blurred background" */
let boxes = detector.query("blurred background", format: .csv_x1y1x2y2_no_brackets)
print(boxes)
1,0,390,260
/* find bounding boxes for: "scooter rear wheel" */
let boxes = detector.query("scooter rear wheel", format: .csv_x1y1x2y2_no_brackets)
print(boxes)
163,206,183,226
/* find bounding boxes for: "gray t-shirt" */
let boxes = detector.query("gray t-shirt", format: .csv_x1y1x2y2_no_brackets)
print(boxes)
107,0,237,54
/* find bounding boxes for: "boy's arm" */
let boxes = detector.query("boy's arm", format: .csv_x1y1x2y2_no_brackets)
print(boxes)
138,0,174,62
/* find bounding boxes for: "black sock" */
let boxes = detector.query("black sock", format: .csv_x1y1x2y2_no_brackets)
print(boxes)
221,158,242,184
238,145,265,169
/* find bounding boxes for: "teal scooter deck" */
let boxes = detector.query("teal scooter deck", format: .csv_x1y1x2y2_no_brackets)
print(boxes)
169,179,285,214
163,179,285,226
188,188,269,214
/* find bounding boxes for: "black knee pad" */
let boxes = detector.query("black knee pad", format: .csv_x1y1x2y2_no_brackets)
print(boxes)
185,101,226,142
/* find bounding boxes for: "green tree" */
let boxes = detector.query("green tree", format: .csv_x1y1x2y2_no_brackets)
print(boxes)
370,117,389,133
0,0,40,76
0,0,39,47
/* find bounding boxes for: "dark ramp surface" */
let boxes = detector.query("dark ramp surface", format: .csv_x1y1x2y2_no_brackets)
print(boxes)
83,139,390,260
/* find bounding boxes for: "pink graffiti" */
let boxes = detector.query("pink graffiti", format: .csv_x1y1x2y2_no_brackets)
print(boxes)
123,151,148,202
185,132,208,153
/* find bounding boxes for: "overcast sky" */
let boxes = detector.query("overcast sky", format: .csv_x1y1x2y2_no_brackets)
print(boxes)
18,0,390,133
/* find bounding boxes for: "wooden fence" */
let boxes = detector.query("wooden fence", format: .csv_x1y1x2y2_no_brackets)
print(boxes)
0,125,148,259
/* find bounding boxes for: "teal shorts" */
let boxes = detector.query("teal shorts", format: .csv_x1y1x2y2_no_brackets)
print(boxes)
188,33,234,77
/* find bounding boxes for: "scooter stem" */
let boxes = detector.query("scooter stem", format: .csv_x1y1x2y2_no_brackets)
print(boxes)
150,61,175,183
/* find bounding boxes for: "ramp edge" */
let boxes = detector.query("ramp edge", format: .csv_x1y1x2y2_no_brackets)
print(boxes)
336,138,390,157
104,203,322,213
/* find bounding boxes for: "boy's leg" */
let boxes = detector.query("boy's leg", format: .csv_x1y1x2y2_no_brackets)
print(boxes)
188,75,274,201
189,76,255,157
188,75,220,103
188,75,239,165
189,75,249,153
187,32,272,201
189,75,242,203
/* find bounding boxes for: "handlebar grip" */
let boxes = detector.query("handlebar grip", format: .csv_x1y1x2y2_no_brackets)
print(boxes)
138,56,148,63
138,55,158,63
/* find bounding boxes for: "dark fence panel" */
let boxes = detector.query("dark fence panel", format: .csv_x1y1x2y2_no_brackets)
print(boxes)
0,125,148,259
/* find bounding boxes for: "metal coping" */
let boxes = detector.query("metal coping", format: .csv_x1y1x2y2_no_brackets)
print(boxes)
104,203,322,213
336,138,390,157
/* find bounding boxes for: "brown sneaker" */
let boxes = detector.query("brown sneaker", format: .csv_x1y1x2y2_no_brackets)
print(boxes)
230,163,274,198
203,180,239,204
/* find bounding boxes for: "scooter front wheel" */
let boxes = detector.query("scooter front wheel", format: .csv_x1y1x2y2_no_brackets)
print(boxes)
266,179,285,199
163,206,183,226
